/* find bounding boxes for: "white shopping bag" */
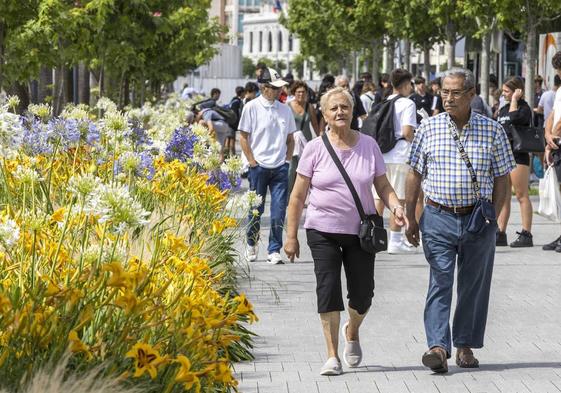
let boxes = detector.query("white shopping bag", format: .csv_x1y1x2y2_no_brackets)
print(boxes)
537,166,561,222
292,130,308,157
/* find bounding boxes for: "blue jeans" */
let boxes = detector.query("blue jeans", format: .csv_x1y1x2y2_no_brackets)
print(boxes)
420,204,496,357
247,163,289,254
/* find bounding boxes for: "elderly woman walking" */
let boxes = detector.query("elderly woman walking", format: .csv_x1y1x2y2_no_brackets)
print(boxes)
284,87,407,375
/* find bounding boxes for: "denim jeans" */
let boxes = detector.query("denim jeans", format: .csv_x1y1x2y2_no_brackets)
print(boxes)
247,163,289,254
420,204,496,357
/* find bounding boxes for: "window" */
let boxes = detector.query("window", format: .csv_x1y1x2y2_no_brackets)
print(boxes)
268,31,272,52
259,31,263,52
278,31,283,52
249,32,253,53
288,34,293,52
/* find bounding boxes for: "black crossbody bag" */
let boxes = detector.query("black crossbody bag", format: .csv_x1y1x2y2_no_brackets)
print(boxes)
321,133,387,253
448,118,496,234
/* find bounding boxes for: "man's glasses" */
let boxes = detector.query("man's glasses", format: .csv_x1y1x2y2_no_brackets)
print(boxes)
441,89,468,99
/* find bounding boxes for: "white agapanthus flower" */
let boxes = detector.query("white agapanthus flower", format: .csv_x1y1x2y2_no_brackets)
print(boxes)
225,190,263,218
221,155,244,176
0,218,20,250
119,151,141,173
87,184,150,231
27,103,53,121
68,173,103,201
103,111,129,134
60,105,90,120
95,97,118,113
13,165,43,185
0,111,23,156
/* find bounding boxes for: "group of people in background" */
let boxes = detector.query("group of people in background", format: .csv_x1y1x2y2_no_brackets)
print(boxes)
182,53,561,376
184,57,561,256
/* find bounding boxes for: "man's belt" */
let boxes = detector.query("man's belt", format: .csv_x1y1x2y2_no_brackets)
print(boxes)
426,199,475,215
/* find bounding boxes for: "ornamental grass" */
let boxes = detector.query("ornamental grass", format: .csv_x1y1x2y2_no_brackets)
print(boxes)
0,96,259,392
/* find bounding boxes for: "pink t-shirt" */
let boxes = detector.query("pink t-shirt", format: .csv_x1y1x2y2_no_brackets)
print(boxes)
297,133,386,235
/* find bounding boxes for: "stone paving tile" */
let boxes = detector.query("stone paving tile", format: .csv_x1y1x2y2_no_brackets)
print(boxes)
235,196,561,393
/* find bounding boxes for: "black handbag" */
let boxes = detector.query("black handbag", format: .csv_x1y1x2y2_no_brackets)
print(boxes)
321,133,387,254
510,124,545,153
448,117,496,235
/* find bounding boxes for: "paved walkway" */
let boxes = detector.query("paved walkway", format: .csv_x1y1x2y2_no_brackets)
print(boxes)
234,196,561,393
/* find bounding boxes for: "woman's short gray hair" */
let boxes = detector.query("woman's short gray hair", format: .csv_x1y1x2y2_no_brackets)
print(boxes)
441,68,475,90
320,87,354,114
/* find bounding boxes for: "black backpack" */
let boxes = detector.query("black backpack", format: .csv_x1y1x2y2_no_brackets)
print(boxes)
361,95,403,153
212,106,238,129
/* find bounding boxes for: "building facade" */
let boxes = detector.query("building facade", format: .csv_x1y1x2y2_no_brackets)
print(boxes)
242,1,300,74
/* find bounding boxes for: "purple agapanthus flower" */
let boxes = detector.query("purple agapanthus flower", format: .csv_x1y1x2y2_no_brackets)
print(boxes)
207,170,241,191
21,118,53,156
124,121,151,150
113,150,155,180
165,126,198,162
78,120,100,146
47,118,80,149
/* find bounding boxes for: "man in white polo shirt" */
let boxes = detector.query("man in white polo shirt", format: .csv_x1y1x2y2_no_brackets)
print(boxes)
239,67,297,264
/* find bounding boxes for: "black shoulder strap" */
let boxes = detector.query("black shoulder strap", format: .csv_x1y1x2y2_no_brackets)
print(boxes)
447,116,482,199
321,133,367,220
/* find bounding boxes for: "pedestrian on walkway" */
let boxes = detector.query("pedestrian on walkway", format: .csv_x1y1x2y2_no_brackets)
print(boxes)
543,51,561,252
405,68,515,373
335,75,367,131
288,80,319,193
496,77,534,247
239,67,296,265
411,76,434,123
284,87,407,376
225,86,244,157
374,68,418,254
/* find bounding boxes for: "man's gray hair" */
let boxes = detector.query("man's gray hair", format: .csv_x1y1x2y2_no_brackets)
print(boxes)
335,75,349,87
441,68,475,90
320,86,354,114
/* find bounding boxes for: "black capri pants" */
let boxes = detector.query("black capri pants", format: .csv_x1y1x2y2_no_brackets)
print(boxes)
306,229,375,315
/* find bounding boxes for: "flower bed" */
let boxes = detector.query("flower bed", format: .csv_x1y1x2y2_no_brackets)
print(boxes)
0,97,258,392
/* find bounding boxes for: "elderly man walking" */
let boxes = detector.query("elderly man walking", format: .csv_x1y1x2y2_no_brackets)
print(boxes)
239,67,296,265
405,68,515,373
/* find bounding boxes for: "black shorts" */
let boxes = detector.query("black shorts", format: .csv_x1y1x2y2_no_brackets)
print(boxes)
513,151,530,166
306,229,375,314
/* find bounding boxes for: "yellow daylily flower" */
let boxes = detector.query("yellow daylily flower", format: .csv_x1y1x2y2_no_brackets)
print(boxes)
125,343,167,380
50,208,66,223
68,330,93,360
102,262,132,289
175,355,201,393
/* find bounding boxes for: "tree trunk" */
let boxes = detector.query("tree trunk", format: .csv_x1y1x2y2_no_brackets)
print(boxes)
524,26,537,105
78,63,90,105
403,40,411,71
446,20,456,69
371,39,381,84
63,67,73,107
53,65,65,115
423,45,431,82
38,66,53,103
384,38,394,73
480,31,491,104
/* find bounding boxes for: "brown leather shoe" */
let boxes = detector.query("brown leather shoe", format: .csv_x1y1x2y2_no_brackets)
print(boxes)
422,346,448,373
455,347,479,368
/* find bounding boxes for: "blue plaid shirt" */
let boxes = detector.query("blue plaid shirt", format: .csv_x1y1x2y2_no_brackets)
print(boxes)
408,112,516,207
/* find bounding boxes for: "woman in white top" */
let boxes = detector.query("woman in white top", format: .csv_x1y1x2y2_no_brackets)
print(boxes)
360,82,377,114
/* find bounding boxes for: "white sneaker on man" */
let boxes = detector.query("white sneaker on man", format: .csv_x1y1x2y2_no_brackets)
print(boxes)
388,240,418,254
245,244,258,262
267,252,285,265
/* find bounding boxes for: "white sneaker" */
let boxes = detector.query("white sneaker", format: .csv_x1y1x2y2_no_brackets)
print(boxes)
266,252,284,265
245,244,258,262
388,240,418,255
